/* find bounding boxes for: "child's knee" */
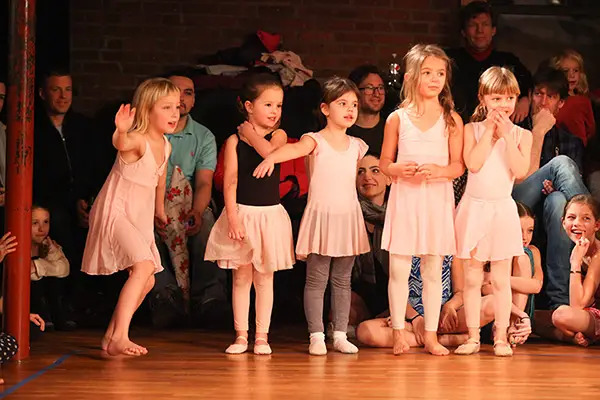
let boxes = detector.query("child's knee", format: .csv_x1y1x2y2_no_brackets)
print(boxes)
133,260,155,277
356,321,376,346
356,320,387,347
551,305,572,327
145,275,155,292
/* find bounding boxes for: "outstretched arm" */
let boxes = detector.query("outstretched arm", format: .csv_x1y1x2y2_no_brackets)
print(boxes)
253,135,316,178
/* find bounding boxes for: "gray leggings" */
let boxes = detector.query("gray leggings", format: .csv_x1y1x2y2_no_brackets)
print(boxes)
304,254,355,334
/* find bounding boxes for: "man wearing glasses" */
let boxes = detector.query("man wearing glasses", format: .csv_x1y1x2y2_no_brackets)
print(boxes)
348,65,386,155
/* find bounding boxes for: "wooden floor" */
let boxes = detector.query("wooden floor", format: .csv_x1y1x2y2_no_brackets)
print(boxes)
1,328,600,399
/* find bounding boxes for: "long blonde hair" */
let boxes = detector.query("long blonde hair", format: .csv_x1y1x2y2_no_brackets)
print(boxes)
552,49,589,95
400,44,456,133
129,77,180,134
471,66,520,122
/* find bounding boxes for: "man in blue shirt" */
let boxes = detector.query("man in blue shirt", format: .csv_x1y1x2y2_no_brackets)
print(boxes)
151,71,228,327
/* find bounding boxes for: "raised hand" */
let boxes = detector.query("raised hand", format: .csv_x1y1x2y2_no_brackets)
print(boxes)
570,237,590,267
237,121,256,142
0,232,17,262
115,104,136,134
511,97,530,123
493,109,514,140
532,108,556,137
483,108,498,135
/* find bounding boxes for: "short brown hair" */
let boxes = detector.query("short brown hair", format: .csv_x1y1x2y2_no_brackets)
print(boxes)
321,76,360,105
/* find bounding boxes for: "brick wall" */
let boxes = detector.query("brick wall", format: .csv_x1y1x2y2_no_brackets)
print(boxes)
71,0,461,114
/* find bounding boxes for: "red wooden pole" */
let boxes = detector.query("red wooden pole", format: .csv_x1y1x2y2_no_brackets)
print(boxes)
3,0,36,361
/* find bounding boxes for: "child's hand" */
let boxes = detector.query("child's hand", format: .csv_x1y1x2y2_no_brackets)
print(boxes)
493,110,514,140
228,219,245,241
253,158,275,178
411,315,426,345
155,211,168,227
439,303,459,333
389,161,418,178
115,104,136,134
416,163,443,180
30,313,45,331
542,179,555,195
483,109,498,134
0,232,17,263
571,237,590,267
237,121,256,142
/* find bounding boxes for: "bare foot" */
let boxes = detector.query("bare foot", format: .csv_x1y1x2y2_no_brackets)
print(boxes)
101,335,111,352
424,340,450,356
573,332,589,347
106,338,148,356
0,378,4,385
392,329,410,355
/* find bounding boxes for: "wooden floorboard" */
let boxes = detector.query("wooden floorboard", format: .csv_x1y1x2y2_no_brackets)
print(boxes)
1,328,600,399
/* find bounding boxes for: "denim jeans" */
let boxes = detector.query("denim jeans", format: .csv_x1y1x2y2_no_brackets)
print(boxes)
512,156,589,309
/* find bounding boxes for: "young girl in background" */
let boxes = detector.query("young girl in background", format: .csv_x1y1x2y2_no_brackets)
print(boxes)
536,195,600,346
205,73,295,355
82,78,177,356
254,77,370,355
552,49,595,145
30,204,72,330
379,44,464,356
505,202,543,346
454,66,532,357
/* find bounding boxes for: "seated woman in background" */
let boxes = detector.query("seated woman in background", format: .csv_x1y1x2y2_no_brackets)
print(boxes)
349,153,392,332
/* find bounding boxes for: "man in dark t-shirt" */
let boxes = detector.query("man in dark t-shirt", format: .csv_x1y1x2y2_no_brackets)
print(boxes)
348,65,386,155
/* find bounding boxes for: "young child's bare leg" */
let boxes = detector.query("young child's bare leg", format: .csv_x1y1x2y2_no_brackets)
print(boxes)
106,261,155,356
552,305,596,346
103,273,155,351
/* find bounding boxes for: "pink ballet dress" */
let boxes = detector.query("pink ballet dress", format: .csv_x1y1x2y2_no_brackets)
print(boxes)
295,132,370,260
81,137,170,275
381,108,456,256
205,133,295,273
455,122,525,261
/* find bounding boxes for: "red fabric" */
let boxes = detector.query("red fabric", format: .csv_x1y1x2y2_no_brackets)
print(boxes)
466,44,493,62
257,30,281,53
213,137,308,198
556,95,596,146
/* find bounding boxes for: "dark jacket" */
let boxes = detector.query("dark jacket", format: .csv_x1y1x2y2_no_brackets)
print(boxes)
33,107,100,208
446,47,533,123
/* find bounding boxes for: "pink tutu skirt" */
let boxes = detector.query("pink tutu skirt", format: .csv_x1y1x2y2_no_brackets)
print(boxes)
205,204,295,273
455,194,523,262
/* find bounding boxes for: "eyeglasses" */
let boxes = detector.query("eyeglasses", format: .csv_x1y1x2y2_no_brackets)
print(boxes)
359,85,385,95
